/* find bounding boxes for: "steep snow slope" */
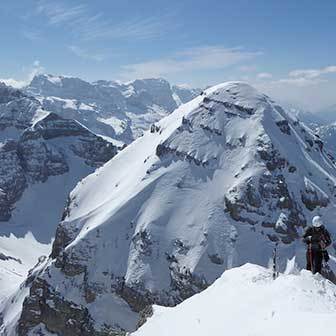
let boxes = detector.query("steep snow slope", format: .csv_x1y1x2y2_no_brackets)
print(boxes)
134,263,336,336
7,82,336,335
26,75,199,144
0,234,51,299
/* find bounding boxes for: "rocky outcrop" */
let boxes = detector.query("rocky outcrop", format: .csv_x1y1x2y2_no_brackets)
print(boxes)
0,83,43,130
0,140,26,220
18,277,96,336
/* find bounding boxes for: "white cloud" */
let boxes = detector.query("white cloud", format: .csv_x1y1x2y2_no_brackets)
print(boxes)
254,72,336,111
68,46,105,62
35,0,174,41
120,46,262,80
257,72,273,79
0,60,44,88
0,78,27,88
273,77,325,87
36,1,86,25
255,65,336,91
289,65,336,79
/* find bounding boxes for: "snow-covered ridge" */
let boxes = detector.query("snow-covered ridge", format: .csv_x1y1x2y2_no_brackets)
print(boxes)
134,263,336,336
9,81,336,335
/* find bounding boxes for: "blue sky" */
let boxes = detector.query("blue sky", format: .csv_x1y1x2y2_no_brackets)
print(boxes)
0,0,335,110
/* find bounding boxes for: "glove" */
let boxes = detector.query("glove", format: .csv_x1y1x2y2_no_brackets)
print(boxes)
305,236,312,243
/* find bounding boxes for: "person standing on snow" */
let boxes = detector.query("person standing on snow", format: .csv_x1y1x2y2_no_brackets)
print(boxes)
303,216,332,274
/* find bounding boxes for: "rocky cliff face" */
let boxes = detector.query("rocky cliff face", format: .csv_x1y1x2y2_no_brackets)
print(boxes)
0,84,118,326
11,82,336,335
0,102,117,223
25,75,199,144
0,83,46,132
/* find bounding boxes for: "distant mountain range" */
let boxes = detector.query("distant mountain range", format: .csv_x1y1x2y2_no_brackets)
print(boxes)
26,74,201,145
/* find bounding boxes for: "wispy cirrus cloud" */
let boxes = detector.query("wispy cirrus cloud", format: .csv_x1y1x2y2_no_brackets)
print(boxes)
34,0,175,41
22,29,43,42
36,1,86,25
120,46,262,80
68,45,106,62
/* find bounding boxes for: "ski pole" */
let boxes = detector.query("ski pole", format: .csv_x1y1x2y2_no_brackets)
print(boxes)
309,244,313,273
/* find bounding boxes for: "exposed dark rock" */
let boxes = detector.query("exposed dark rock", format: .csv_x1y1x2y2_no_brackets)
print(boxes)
301,192,329,211
54,251,86,276
258,146,288,171
18,278,95,336
0,100,117,221
150,124,160,133
70,135,117,167
51,220,78,259
0,252,22,263
0,140,27,221
288,165,297,173
276,120,291,135
131,230,153,257
208,253,224,265
18,138,69,182
136,306,153,329
169,263,208,301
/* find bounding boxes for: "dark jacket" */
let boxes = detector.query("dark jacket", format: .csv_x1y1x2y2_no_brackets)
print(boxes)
303,225,332,251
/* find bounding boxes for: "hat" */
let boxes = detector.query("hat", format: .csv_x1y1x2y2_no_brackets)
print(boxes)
312,216,323,228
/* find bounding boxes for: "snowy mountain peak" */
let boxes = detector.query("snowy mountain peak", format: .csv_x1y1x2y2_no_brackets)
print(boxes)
5,81,336,335
28,74,94,98
205,81,267,105
0,82,27,103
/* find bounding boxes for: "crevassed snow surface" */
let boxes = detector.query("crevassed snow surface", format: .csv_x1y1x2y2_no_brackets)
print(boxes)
134,263,336,336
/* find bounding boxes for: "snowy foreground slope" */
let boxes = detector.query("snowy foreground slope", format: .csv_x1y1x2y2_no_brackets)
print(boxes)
4,82,336,335
134,263,336,336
